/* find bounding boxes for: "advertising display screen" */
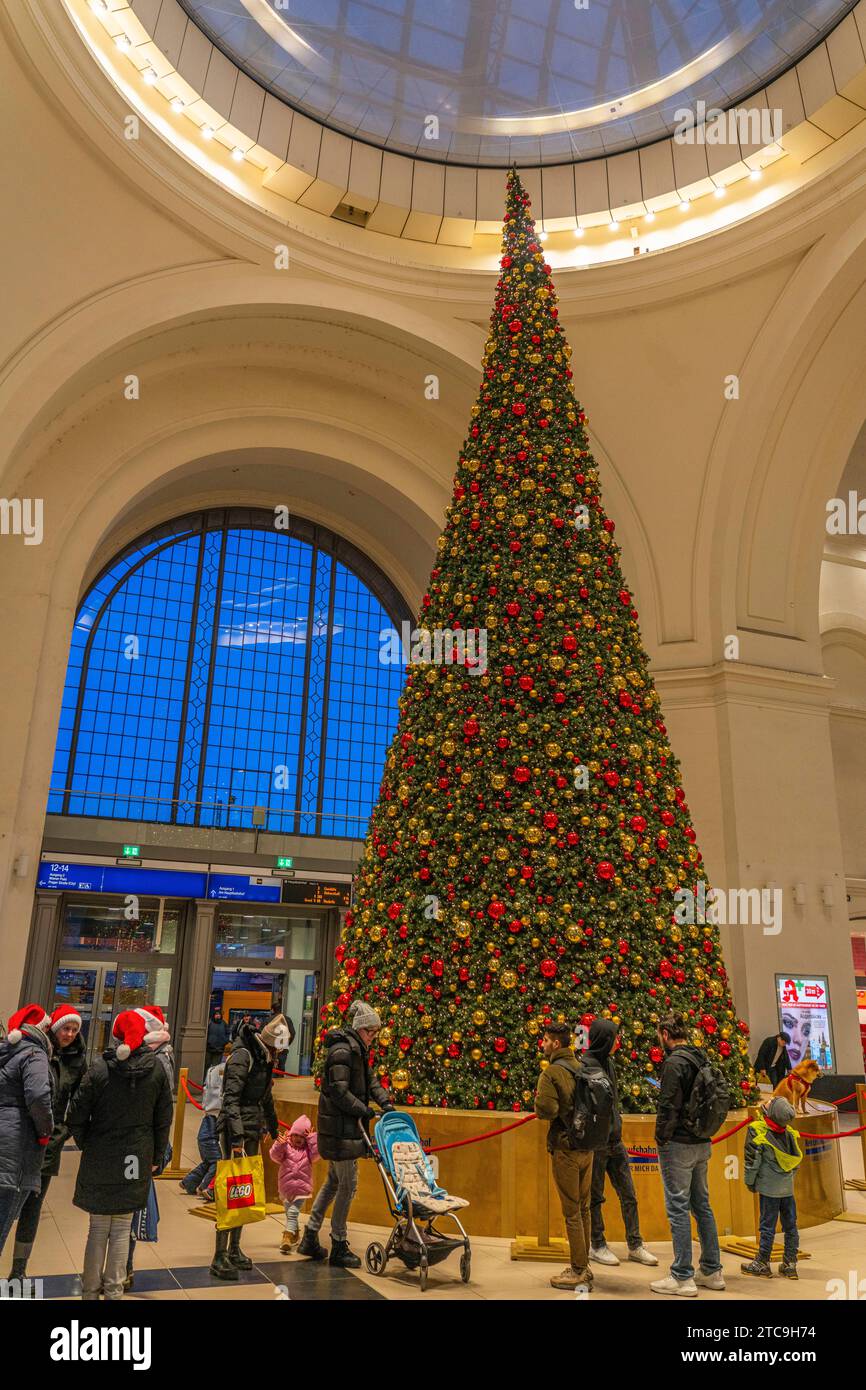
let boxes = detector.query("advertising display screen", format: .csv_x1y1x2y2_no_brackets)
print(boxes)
775,974,836,1073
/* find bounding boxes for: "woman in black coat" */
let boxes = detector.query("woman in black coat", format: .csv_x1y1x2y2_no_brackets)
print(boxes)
11,1005,86,1278
0,1005,54,1258
68,1010,172,1300
210,1014,286,1280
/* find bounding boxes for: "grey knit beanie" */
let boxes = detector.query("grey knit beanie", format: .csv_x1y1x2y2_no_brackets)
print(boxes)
767,1096,795,1127
349,1000,382,1031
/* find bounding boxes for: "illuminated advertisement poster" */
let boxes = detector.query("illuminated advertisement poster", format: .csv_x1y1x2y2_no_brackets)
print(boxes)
775,975,836,1074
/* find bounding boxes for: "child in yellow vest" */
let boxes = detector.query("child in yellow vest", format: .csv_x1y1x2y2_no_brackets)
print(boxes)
741,1096,803,1279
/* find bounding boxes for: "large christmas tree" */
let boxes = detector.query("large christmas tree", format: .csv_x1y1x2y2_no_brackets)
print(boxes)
321,170,755,1113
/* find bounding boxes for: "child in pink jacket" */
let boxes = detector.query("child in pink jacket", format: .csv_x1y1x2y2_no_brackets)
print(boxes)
269,1114,319,1253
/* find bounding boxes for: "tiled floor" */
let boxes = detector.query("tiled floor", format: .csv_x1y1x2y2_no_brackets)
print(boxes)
9,1114,866,1301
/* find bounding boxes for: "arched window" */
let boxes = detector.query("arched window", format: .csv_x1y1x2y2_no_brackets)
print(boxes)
49,510,410,838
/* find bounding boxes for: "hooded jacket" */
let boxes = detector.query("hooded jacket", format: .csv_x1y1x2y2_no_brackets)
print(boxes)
269,1115,319,1201
584,1019,622,1146
42,1032,87,1177
655,1044,710,1146
0,1025,54,1193
745,1098,803,1197
206,1016,230,1053
68,1046,172,1214
534,1047,583,1153
218,1020,278,1148
317,1027,393,1161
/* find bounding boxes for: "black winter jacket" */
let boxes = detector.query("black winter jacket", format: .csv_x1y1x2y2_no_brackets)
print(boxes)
43,1033,87,1177
318,1027,393,1161
68,1047,172,1214
754,1036,792,1087
0,1026,54,1193
206,1018,230,1052
584,1018,623,1146
217,1022,278,1148
655,1044,709,1146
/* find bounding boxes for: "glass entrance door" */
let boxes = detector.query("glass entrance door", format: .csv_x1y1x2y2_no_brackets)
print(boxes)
52,961,174,1065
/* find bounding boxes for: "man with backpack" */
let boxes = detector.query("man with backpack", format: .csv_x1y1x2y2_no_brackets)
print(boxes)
650,1014,728,1297
534,1019,613,1291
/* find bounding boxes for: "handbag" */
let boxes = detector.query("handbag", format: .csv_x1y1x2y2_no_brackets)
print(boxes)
214,1148,267,1230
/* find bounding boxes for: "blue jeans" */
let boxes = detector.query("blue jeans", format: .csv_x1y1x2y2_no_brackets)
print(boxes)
181,1115,221,1193
0,1187,29,1257
658,1141,721,1281
758,1193,798,1262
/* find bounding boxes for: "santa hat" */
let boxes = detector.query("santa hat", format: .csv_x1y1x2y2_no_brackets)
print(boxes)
50,1005,82,1036
7,1004,51,1046
112,1010,147,1061
133,1005,170,1047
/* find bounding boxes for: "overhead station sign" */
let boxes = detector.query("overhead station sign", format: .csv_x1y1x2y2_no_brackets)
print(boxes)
38,860,345,907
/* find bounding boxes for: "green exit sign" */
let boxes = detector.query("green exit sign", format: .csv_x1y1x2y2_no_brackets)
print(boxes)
276,856,294,869
122,845,140,858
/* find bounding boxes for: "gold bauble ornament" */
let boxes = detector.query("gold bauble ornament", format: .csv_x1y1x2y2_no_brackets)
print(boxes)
500,969,518,989
369,925,383,942
472,1010,487,1027
392,1069,410,1090
470,1048,482,1061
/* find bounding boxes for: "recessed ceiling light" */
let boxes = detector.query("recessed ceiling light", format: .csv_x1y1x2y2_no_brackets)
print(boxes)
679,199,690,211
609,220,620,232
88,0,107,11
714,186,726,198
170,97,184,113
749,168,762,181
201,125,215,140
231,147,245,162
114,35,131,51
574,226,584,239
644,211,655,222
538,231,548,242
143,69,158,86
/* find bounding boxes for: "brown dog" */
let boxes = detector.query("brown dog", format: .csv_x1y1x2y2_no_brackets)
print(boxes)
772,1058,820,1115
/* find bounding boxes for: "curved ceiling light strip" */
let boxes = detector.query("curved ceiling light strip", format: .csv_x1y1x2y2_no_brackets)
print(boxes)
67,0,866,263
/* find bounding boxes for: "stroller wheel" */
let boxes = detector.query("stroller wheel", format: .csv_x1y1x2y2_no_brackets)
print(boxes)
460,1250,471,1284
364,1242,387,1276
419,1258,428,1293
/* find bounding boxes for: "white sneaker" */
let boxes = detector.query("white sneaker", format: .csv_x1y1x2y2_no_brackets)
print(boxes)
589,1244,620,1266
651,1275,699,1298
628,1244,659,1267
695,1269,726,1291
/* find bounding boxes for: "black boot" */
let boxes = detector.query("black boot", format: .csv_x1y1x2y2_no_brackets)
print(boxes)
227,1226,253,1271
297,1227,328,1261
740,1257,773,1277
778,1260,799,1280
329,1237,361,1269
10,1257,27,1281
210,1229,239,1281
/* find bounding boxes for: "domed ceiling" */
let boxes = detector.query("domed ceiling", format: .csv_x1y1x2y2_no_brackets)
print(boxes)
178,0,855,164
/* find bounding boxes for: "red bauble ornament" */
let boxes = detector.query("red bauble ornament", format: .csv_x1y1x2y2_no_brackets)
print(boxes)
494,1037,507,1054
540,958,557,979
596,860,615,881
488,900,506,919
513,766,531,783
463,718,479,737
650,1046,664,1064
431,959,444,977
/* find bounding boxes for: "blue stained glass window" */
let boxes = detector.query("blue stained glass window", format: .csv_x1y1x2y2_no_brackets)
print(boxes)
50,511,409,839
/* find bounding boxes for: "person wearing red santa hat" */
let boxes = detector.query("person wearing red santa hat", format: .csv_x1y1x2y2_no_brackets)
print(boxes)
68,1009,172,1300
0,1005,54,1258
10,1005,87,1279
124,1004,175,1289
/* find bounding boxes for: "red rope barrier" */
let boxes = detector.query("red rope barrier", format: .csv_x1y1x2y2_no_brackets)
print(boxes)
273,1068,301,1078
181,1077,204,1110
187,1078,204,1091
423,1113,537,1154
798,1123,866,1139
830,1091,857,1106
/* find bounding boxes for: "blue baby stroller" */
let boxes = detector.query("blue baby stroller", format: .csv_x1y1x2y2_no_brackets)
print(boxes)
360,1112,471,1291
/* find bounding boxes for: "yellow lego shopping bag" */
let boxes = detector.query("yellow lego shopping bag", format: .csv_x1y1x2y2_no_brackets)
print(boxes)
214,1151,267,1230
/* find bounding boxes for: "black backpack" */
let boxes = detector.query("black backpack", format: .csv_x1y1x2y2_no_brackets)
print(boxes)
681,1053,730,1140
555,1056,614,1151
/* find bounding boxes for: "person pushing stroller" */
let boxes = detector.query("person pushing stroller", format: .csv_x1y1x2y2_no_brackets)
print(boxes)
298,1001,394,1268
